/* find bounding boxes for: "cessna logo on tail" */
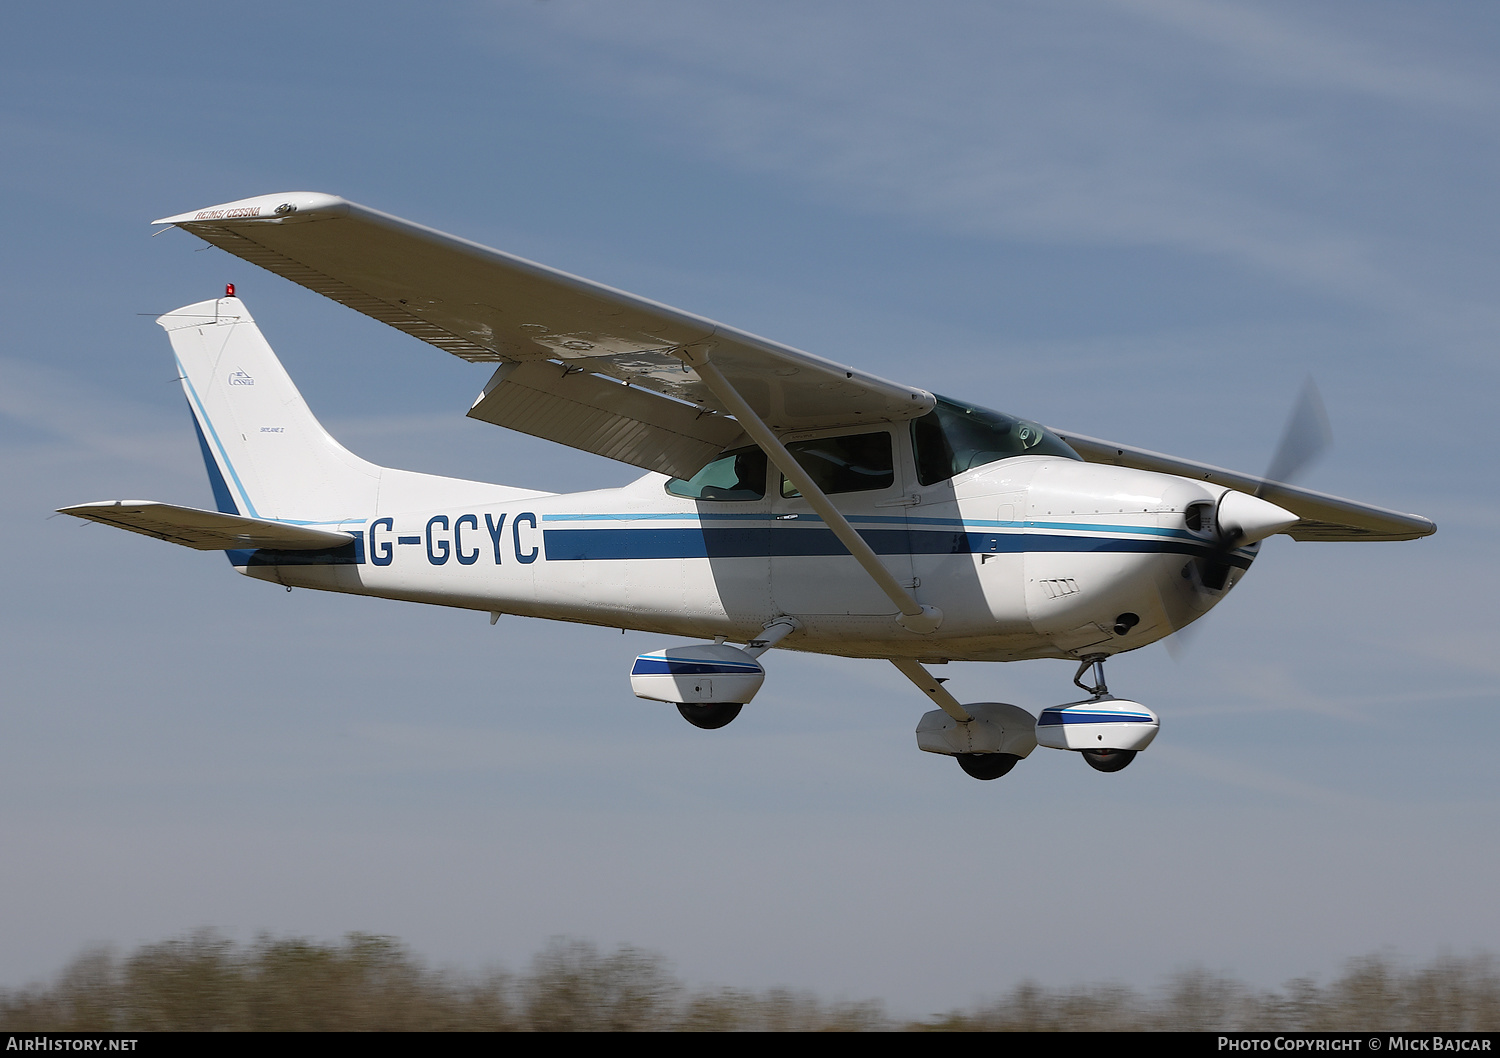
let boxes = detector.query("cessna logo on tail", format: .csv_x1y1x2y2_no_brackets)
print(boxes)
228,370,254,386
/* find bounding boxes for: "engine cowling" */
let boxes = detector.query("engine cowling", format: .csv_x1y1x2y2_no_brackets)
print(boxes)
630,643,766,705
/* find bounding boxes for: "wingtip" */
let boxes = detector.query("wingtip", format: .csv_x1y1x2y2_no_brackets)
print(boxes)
152,192,349,226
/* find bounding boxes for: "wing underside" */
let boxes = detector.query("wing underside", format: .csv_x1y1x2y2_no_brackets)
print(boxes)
153,193,1435,540
155,193,934,479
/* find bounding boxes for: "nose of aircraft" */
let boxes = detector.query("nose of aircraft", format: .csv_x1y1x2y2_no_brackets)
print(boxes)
1217,490,1299,545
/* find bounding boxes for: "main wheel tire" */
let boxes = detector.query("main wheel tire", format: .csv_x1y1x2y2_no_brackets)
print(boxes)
1081,748,1136,772
956,753,1021,780
676,702,744,729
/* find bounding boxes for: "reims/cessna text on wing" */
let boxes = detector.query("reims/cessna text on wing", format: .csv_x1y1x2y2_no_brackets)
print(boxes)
62,193,1435,781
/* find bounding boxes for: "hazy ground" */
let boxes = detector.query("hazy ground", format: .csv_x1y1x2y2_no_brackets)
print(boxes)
2,934,1495,1031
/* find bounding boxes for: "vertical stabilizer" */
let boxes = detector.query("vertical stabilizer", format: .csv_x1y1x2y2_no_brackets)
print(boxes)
161,297,380,523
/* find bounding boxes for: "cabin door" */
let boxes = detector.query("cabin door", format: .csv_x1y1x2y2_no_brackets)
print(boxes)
767,427,915,617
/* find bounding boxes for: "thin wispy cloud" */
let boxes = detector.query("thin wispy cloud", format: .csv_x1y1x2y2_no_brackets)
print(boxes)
1114,0,1489,106
496,1,1500,340
0,358,191,472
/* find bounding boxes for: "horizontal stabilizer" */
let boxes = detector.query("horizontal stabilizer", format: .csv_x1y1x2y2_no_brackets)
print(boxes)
1056,431,1435,542
58,501,354,551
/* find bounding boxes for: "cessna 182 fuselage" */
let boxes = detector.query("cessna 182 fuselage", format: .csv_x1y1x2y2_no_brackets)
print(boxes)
62,193,1435,780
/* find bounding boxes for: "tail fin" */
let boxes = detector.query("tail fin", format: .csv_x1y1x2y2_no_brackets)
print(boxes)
162,296,381,523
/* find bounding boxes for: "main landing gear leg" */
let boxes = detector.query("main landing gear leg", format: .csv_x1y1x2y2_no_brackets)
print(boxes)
895,659,1036,780
659,618,801,731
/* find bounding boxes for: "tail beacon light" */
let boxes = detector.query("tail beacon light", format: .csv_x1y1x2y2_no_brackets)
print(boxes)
1035,697,1160,752
630,644,767,705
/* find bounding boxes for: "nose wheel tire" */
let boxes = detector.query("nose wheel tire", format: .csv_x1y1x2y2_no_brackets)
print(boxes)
956,753,1021,780
1081,748,1136,772
677,702,744,729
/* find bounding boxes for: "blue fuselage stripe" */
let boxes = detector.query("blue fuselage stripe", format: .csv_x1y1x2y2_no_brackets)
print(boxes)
541,526,1247,565
1038,711,1156,725
228,532,366,568
631,659,763,676
546,510,1197,539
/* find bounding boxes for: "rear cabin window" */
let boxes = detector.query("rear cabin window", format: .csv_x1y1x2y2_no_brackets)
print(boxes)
665,446,768,501
780,432,894,498
911,396,1080,486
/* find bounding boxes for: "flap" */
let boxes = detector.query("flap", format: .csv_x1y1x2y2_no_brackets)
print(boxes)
467,360,748,479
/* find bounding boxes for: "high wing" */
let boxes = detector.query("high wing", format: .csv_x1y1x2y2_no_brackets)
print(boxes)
1055,431,1434,541
58,502,354,551
154,193,935,480
154,193,1434,543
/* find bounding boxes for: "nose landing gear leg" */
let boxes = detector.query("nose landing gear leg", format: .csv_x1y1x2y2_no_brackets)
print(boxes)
1069,654,1138,773
1073,654,1109,697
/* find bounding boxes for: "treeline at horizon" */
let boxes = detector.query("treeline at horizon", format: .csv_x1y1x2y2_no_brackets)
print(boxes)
1,933,1496,1031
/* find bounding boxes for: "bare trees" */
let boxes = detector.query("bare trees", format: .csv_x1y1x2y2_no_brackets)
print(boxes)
2,934,1495,1031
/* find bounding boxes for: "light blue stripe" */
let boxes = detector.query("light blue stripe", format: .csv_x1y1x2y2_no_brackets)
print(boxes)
177,353,259,519
548,510,1197,538
544,512,768,523
909,515,1189,539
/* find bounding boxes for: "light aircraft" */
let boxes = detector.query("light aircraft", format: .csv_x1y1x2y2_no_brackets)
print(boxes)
62,193,1436,780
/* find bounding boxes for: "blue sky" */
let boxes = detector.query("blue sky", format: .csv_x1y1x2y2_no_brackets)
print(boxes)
2,1,1496,1013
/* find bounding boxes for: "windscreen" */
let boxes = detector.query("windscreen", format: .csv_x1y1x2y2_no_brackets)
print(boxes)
911,396,1080,486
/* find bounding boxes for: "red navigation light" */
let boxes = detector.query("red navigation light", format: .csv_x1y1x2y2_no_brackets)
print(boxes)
226,283,235,297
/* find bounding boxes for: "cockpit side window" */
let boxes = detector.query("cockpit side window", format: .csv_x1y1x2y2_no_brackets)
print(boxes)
911,396,1080,486
665,446,768,501
780,431,894,498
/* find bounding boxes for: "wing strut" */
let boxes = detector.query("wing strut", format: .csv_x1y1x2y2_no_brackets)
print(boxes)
680,348,943,634
888,658,972,722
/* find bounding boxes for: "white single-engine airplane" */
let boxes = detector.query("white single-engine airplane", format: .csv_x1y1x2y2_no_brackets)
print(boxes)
63,193,1435,780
